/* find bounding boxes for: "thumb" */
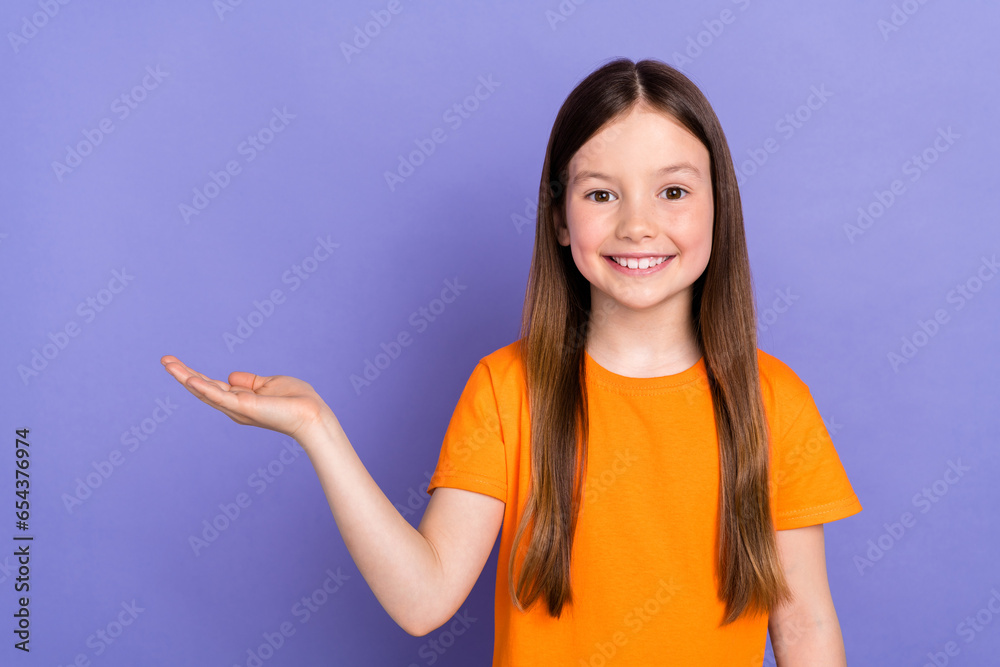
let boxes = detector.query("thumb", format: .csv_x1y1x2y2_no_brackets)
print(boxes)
228,371,265,391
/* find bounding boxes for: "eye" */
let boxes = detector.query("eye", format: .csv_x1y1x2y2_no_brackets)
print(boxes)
662,186,688,200
585,190,617,203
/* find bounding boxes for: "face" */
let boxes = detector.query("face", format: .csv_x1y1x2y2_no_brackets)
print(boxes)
555,104,714,322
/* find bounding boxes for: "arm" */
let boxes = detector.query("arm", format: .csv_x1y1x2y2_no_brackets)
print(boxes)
768,524,848,667
297,409,504,636
160,356,504,637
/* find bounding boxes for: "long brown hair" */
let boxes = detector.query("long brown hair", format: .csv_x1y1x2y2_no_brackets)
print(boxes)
509,57,792,625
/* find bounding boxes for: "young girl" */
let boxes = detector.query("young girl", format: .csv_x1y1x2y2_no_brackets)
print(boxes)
162,57,862,666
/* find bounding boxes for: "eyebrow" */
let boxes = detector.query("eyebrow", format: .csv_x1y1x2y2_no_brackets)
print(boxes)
571,162,704,185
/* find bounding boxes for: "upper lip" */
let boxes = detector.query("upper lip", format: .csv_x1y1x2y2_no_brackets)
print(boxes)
604,253,675,258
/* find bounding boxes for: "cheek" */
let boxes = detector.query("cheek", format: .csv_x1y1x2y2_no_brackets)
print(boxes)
564,205,603,251
570,237,599,274
677,210,714,264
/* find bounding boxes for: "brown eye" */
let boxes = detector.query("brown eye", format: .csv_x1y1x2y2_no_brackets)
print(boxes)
586,190,615,203
664,186,687,200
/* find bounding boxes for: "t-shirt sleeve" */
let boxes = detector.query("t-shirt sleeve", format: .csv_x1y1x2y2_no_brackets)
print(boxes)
425,360,508,503
771,387,863,530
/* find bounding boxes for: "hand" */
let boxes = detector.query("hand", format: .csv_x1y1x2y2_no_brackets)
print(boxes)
160,355,328,440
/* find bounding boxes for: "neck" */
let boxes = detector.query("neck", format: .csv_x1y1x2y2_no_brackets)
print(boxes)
585,287,701,378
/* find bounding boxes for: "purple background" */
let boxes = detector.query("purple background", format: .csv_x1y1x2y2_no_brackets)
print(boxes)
2,1,998,665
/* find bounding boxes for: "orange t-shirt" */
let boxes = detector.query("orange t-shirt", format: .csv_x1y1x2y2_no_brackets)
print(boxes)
426,339,862,666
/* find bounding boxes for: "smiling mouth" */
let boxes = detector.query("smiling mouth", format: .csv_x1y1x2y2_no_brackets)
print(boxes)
605,255,674,269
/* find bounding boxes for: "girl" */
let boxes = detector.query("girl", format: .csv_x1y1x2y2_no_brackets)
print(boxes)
162,57,862,666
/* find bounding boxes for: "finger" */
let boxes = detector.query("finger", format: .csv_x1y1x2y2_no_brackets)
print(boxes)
185,376,248,415
184,375,236,400
188,378,251,425
163,358,232,391
164,360,256,425
169,367,233,402
162,361,191,385
228,371,264,391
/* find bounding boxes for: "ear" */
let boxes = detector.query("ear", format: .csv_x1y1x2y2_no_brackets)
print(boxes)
554,207,570,246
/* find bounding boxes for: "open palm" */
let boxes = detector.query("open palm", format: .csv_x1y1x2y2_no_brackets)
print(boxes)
160,355,326,440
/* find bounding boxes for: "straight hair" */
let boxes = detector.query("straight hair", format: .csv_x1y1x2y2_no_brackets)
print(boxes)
509,57,793,625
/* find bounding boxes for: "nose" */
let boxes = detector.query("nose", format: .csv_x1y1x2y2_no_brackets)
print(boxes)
615,194,658,242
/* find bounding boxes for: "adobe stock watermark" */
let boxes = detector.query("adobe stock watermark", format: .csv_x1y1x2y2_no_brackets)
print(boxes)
350,277,467,395
51,65,170,182
756,600,820,667
340,0,408,63
61,396,180,513
736,83,833,187
886,253,997,373
178,106,296,224
510,124,625,236
844,126,959,244
384,76,501,192
544,0,590,31
0,556,18,586
188,440,306,557
222,235,340,353
394,469,435,522
56,599,145,665
232,565,351,667
564,296,623,358
561,253,639,356
509,195,540,236
408,608,478,666
16,267,134,386
669,0,751,71
7,0,73,54
430,399,504,494
877,0,933,41
213,0,249,22
852,458,970,576
757,287,799,334
583,449,638,506
580,577,681,665
920,587,1000,667
771,414,844,493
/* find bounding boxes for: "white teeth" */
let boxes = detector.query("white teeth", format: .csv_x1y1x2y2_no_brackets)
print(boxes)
610,256,669,269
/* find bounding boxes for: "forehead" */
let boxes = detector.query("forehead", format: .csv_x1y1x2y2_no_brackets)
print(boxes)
569,105,710,174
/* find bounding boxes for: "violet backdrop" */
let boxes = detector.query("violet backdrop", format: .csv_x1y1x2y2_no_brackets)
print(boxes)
1,1,998,665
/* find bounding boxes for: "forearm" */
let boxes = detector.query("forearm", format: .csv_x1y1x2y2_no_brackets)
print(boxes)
770,611,847,667
295,407,442,636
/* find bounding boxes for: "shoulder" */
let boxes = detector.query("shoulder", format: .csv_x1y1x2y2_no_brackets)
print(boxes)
756,348,812,400
756,349,816,434
466,339,526,398
477,339,524,378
